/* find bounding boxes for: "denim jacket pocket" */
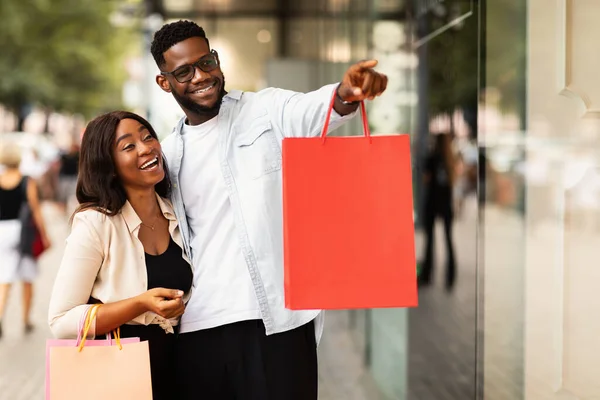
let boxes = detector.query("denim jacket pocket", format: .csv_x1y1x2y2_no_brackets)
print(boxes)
235,119,282,179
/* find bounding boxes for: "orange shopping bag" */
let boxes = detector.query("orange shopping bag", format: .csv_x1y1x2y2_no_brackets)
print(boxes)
282,93,418,309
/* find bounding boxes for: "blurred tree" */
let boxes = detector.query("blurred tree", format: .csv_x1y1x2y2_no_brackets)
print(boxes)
423,0,526,127
483,0,527,124
425,0,479,118
0,0,138,130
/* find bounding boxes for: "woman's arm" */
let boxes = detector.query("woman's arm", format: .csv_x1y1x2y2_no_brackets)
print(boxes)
48,212,106,338
25,178,50,248
48,212,185,338
94,288,185,335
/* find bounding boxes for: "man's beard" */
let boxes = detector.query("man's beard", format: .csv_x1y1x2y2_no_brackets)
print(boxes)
171,76,226,117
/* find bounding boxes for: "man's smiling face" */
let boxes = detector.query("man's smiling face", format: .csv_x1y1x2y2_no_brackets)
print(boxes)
157,36,226,122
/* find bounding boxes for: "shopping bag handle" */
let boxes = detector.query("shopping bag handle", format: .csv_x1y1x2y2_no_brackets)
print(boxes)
320,88,371,144
77,304,123,352
75,304,92,344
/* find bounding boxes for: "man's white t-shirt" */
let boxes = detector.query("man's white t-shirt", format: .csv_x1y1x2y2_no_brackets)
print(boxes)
178,116,261,333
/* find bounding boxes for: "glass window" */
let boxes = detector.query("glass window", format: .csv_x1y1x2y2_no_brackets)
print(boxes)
193,0,277,13
186,18,280,91
479,0,527,398
402,0,480,398
374,0,405,13
286,18,368,62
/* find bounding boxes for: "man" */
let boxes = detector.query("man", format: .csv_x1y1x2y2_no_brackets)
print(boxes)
151,20,387,399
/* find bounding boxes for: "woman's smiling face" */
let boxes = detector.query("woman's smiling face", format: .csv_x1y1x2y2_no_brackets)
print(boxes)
112,118,165,192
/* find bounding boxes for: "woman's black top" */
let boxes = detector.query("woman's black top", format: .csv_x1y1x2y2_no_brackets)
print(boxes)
117,238,192,400
424,154,453,214
0,180,25,220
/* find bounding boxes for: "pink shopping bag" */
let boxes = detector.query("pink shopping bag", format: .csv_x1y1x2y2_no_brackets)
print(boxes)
45,305,152,400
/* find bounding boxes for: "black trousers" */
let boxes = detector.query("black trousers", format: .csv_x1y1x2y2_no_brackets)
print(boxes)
176,319,318,400
421,192,456,285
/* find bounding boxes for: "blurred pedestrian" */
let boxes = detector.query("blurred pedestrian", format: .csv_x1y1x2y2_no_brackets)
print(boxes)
57,142,80,214
48,111,192,400
151,20,388,399
0,141,50,337
419,133,458,290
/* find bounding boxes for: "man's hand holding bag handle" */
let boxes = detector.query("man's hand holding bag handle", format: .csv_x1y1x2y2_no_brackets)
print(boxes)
282,63,418,310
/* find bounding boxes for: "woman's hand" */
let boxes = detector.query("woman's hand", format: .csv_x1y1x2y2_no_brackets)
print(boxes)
138,288,185,319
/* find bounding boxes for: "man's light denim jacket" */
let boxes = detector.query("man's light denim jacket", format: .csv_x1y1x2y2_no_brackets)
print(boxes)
161,83,356,342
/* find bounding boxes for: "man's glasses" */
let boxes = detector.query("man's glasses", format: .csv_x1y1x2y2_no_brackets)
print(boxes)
161,50,219,83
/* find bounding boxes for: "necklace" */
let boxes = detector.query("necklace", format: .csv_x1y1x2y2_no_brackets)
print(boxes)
140,215,160,231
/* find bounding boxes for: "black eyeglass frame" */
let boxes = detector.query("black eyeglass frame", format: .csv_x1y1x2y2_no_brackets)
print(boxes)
160,50,219,83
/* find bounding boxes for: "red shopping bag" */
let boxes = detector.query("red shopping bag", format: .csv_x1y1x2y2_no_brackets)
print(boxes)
282,93,418,309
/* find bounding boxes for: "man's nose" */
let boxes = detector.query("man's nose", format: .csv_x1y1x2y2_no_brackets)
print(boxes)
191,65,211,83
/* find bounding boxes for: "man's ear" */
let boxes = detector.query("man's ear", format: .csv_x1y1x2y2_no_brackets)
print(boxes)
156,74,171,93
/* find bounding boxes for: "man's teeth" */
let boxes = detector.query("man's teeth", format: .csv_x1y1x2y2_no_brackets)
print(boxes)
141,158,158,169
194,84,214,94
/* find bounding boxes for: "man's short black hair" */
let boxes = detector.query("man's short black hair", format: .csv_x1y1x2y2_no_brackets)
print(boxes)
151,20,209,68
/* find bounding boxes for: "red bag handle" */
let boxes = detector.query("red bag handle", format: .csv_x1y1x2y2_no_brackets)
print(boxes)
320,89,372,144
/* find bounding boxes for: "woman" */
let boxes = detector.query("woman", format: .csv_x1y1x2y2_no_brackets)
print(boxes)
48,111,193,400
0,141,50,337
419,133,457,290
